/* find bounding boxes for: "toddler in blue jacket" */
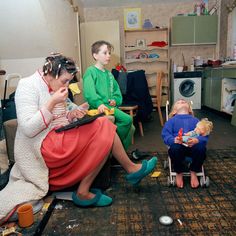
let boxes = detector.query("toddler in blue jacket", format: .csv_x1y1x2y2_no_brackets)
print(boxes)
162,99,212,188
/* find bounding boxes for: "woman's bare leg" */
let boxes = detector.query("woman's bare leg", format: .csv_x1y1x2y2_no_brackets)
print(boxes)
76,154,109,199
112,133,141,174
76,133,144,200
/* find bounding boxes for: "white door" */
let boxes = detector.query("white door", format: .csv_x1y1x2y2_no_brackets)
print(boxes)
80,20,120,75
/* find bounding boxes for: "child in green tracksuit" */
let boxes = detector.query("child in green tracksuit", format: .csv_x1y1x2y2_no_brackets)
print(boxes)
83,40,134,150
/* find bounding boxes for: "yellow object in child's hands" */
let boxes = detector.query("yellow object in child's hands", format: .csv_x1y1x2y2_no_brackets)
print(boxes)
104,108,114,116
87,108,114,116
87,109,99,116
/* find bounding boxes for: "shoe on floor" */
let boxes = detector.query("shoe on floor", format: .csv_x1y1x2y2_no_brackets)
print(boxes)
131,149,151,160
72,188,112,207
126,156,158,185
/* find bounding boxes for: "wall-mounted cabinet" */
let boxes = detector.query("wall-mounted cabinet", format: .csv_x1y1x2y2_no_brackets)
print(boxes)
124,28,170,106
171,15,218,45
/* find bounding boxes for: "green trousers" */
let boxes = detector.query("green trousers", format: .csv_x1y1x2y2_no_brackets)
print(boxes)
113,108,134,150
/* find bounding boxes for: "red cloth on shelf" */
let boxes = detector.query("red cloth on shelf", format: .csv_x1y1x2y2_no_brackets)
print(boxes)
147,41,168,47
41,117,116,191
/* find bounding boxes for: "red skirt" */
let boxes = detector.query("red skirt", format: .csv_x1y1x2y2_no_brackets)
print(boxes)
41,117,116,191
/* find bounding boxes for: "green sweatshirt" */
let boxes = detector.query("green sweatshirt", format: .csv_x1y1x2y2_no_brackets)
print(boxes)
83,66,122,109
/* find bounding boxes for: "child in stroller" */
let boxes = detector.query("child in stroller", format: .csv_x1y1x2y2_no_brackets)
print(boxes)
161,99,213,188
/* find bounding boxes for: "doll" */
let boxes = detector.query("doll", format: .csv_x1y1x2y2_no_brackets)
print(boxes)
182,118,213,144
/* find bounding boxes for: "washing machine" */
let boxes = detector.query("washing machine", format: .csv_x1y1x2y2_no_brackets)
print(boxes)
172,71,202,109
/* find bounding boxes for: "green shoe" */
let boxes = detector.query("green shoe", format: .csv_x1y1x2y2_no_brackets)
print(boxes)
72,188,112,207
126,157,158,185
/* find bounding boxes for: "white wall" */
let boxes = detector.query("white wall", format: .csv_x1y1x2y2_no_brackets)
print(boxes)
233,8,236,45
0,0,80,89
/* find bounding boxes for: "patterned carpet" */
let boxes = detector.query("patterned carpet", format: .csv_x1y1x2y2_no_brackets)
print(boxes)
19,148,236,235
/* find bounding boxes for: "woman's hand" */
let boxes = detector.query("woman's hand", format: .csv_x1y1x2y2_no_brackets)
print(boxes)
98,104,109,113
46,87,68,112
52,87,68,104
187,138,199,147
67,109,87,122
109,99,116,106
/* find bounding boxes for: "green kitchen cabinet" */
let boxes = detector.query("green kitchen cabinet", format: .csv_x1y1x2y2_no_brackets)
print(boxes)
202,76,212,107
171,15,218,45
195,15,218,44
202,69,222,111
171,16,194,45
211,69,223,111
223,68,236,78
210,77,222,111
202,69,212,107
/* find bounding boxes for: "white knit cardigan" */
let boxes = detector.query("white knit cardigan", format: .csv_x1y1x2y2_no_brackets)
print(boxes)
0,71,54,219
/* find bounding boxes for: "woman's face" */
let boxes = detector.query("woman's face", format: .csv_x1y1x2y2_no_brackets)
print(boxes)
49,71,74,91
93,44,111,66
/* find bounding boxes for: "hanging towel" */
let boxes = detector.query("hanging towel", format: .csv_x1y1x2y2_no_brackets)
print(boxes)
69,83,81,96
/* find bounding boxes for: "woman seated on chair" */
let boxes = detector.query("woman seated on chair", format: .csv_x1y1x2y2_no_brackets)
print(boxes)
82,40,134,150
161,99,212,188
0,53,157,221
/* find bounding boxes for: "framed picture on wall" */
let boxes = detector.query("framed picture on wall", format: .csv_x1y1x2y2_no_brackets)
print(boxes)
136,39,146,48
124,8,142,30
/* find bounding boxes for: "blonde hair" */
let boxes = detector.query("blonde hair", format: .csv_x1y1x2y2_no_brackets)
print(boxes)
169,100,194,118
197,118,213,135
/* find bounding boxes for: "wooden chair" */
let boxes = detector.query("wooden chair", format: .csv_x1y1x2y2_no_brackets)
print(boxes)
119,105,144,144
151,71,164,126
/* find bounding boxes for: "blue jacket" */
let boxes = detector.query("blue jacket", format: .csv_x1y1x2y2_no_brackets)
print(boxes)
161,114,209,146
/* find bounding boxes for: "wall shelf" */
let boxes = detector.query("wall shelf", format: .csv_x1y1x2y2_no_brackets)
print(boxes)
125,58,169,64
125,46,168,52
124,28,170,106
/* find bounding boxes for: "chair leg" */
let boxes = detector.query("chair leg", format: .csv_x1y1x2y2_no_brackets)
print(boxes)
157,106,164,126
138,122,144,136
132,136,134,144
128,111,135,144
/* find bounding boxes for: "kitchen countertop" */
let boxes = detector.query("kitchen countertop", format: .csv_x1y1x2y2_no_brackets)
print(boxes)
202,67,236,78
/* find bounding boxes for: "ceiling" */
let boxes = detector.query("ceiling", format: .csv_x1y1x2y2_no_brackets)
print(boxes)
78,0,193,8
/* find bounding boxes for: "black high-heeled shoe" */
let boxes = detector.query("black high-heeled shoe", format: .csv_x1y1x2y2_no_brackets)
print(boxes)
131,149,152,160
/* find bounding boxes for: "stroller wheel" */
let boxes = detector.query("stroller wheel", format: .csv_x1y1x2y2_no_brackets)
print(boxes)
200,177,204,187
172,176,176,186
163,160,168,169
205,176,210,187
167,176,171,187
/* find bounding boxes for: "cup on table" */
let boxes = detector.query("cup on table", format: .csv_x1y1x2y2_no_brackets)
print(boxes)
17,203,34,228
177,66,183,72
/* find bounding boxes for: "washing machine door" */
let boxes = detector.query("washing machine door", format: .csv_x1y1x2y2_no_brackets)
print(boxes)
179,79,195,97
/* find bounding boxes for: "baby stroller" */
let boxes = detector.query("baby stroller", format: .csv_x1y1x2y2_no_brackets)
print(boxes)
163,101,210,187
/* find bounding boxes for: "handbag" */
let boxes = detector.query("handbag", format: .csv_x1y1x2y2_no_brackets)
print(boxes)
1,74,21,123
1,92,17,123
